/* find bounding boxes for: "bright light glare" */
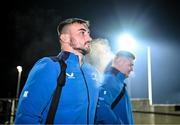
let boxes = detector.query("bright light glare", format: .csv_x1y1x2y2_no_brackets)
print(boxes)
17,66,22,72
117,33,137,52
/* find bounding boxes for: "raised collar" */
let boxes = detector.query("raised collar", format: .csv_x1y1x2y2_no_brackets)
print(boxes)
105,67,126,82
57,51,79,64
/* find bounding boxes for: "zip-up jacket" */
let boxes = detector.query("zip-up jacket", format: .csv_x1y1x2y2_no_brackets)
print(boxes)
95,67,134,124
15,51,99,124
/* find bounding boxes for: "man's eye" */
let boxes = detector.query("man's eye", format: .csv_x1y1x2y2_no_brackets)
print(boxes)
80,31,86,35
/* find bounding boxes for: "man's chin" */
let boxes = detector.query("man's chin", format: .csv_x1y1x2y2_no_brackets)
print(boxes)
76,48,90,55
82,49,90,55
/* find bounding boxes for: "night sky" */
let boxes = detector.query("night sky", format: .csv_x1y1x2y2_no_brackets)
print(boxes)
2,0,180,101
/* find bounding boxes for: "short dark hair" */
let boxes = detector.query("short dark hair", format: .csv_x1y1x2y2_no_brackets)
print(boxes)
116,50,135,60
57,18,90,36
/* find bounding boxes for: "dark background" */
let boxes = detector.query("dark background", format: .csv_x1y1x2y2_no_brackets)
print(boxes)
1,0,180,104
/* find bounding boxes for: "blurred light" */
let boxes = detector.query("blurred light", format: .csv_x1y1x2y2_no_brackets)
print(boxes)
16,65,22,99
117,33,137,52
17,66,22,72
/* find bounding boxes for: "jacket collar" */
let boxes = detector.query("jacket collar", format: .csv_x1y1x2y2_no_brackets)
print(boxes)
57,51,79,64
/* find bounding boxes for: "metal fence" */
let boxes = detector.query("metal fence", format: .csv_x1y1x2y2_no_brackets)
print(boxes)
0,98,17,124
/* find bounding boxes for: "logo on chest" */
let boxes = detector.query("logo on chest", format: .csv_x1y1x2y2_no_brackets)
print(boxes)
66,72,75,79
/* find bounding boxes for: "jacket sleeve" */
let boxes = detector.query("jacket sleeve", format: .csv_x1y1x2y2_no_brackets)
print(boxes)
14,57,60,124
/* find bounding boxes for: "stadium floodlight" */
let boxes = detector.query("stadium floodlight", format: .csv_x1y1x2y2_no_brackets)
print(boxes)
117,33,137,52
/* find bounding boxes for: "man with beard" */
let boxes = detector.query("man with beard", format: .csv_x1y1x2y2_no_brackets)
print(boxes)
15,18,99,124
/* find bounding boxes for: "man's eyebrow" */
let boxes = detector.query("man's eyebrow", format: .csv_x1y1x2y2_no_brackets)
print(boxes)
78,28,90,33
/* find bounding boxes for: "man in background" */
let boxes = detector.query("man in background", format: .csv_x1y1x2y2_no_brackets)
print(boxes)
95,50,135,124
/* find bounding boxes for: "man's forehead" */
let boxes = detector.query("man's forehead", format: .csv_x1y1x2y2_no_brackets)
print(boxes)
118,56,134,62
70,22,89,31
61,22,90,34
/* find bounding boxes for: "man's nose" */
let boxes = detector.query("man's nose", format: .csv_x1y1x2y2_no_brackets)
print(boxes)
131,67,133,72
86,34,92,41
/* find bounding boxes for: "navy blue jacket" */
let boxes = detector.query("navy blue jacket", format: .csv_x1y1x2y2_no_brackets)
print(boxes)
95,67,134,124
15,51,99,124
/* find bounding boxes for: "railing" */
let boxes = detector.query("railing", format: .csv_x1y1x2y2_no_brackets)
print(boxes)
0,98,18,124
131,98,180,124
1,98,180,124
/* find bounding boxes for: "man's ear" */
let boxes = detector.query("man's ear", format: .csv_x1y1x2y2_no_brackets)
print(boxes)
60,34,70,43
113,57,124,66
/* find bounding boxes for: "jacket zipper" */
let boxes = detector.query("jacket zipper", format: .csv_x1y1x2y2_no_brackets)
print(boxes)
80,68,90,124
